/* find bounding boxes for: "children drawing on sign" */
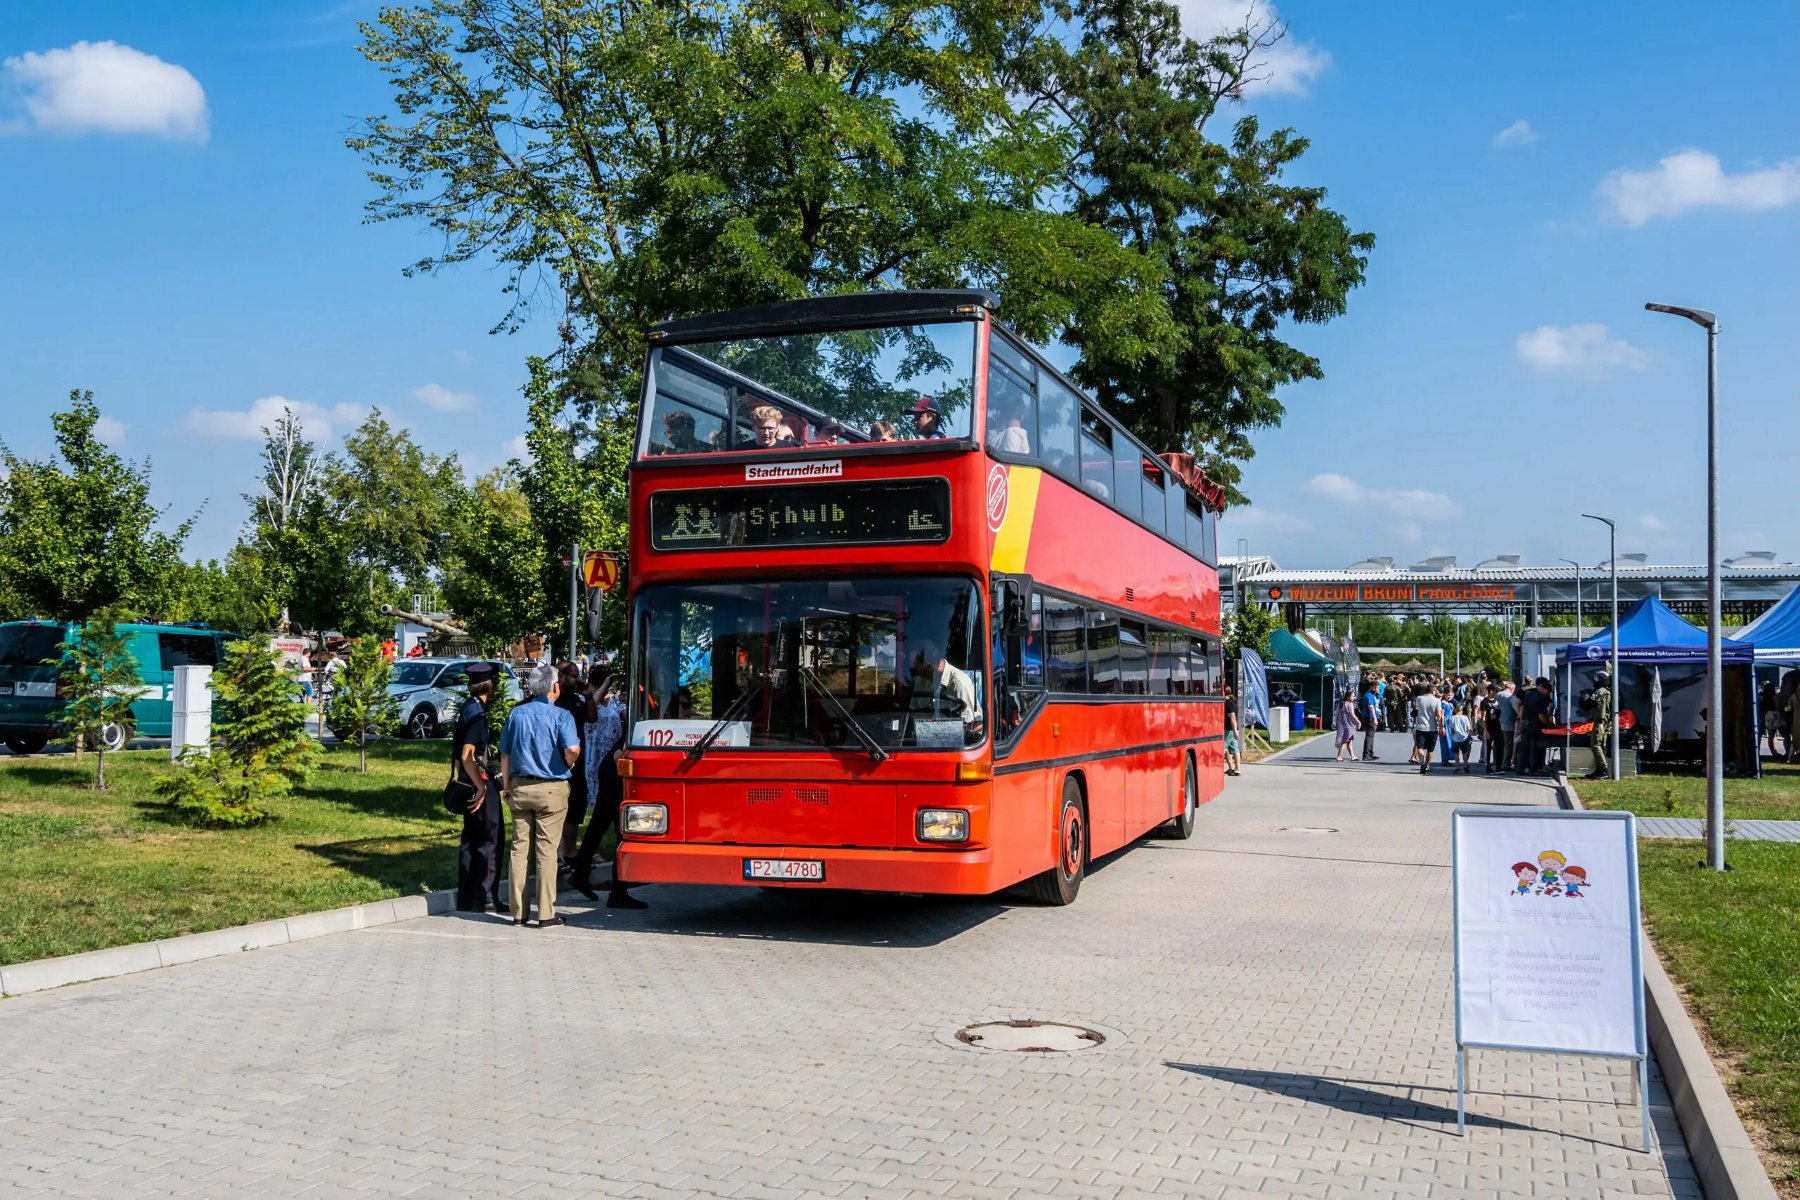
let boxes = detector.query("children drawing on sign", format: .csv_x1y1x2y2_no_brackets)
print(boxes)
1511,862,1538,896
1536,850,1566,896
1562,866,1588,897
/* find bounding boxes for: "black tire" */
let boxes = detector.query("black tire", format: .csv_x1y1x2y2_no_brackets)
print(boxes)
406,707,439,740
1027,777,1086,906
3,733,49,755
95,721,132,752
1154,753,1198,840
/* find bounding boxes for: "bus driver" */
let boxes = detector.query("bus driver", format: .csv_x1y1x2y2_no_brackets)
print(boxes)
911,638,981,733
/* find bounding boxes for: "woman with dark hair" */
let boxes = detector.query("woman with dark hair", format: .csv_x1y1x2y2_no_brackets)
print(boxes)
454,665,503,913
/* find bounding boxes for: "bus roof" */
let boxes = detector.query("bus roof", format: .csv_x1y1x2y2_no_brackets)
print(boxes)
649,289,998,343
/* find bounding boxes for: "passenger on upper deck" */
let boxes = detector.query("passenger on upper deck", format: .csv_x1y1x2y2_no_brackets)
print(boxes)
659,411,708,455
871,419,899,442
750,404,799,449
908,395,947,440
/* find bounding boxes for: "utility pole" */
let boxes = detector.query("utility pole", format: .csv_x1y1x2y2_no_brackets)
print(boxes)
568,542,581,663
1645,302,1725,870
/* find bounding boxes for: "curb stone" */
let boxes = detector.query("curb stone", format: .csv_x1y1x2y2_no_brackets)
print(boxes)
1558,774,1780,1200
0,889,457,999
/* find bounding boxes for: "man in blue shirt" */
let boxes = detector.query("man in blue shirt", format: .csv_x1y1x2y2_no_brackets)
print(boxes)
500,663,582,927
1360,680,1380,762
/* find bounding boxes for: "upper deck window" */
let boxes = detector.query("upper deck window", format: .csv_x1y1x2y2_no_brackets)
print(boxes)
641,321,976,458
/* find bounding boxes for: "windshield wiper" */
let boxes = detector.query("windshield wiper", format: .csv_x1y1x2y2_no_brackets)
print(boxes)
799,666,888,762
687,672,766,761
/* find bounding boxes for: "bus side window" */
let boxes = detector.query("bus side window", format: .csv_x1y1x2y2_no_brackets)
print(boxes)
1037,377,1079,484
1079,411,1113,503
645,350,731,455
1110,430,1140,522
1208,639,1223,694
986,337,1037,458
1155,628,1182,695
1043,596,1085,693
1117,620,1148,694
1191,638,1210,695
1087,608,1119,695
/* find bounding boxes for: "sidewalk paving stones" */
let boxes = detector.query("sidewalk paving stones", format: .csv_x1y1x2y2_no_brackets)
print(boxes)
0,731,1697,1197
1633,816,1799,842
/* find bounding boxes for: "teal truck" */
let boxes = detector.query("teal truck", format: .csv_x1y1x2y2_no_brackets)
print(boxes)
0,619,234,754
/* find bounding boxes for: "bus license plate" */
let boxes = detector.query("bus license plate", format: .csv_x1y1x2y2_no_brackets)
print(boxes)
744,858,825,882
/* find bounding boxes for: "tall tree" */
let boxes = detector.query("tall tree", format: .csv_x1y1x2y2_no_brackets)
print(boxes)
0,392,196,619
1026,0,1374,501
350,0,1164,402
241,408,356,632
443,466,546,652
323,409,465,632
53,611,147,789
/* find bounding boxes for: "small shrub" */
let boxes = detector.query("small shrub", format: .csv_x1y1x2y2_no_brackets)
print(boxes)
156,750,279,827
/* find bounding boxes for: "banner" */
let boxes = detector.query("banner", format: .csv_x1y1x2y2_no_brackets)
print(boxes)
1452,809,1643,1058
1240,647,1270,730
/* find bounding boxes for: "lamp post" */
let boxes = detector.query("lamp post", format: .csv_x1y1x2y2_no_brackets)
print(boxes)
1560,558,1583,773
1582,515,1620,782
1645,302,1724,871
1559,558,1584,639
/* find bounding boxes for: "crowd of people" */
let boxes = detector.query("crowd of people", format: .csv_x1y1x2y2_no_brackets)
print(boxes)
1326,671,1591,778
451,657,645,927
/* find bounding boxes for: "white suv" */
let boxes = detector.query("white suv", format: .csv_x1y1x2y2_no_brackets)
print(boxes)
386,657,522,739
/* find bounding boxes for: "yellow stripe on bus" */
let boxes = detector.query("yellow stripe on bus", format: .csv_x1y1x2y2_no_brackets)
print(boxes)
989,466,1042,574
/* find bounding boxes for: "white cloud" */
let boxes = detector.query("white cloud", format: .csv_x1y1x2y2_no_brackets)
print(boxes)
1599,150,1800,227
1304,473,1460,519
1514,324,1649,376
1220,507,1312,534
91,414,127,445
1639,513,1669,533
450,349,475,367
183,395,366,441
410,383,478,412
1174,0,1330,96
1,41,208,141
503,434,531,464
1492,119,1536,149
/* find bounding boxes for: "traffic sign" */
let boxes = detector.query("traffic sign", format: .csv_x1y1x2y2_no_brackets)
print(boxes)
583,551,621,592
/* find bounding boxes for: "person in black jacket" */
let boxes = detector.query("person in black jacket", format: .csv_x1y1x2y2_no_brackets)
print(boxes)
454,665,503,913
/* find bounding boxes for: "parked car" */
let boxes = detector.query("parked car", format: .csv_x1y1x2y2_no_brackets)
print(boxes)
0,619,233,754
387,657,522,739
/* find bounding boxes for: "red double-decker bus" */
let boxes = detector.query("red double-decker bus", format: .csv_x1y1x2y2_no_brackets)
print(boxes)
615,289,1225,905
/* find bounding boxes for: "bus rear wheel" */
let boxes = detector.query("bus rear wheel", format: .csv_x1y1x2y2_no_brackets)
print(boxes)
1154,754,1198,840
1027,778,1085,906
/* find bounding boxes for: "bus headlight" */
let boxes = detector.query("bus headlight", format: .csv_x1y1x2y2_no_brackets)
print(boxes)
623,803,668,835
917,808,969,842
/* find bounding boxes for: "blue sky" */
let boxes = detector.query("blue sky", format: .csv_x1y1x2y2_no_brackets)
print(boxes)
1,0,1795,572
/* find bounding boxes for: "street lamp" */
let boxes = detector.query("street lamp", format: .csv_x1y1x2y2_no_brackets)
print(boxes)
1582,515,1621,782
1560,557,1584,773
1645,302,1723,870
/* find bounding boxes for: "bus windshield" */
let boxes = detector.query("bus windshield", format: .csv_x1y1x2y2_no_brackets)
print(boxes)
630,576,987,751
641,321,976,456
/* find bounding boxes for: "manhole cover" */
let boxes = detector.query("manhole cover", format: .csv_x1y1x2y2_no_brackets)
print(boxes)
1275,825,1338,834
941,1019,1116,1053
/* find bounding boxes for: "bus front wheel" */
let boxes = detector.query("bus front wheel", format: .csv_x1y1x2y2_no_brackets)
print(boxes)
1028,778,1085,906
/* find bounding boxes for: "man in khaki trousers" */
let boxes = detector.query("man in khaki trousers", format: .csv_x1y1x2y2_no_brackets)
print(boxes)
499,662,582,928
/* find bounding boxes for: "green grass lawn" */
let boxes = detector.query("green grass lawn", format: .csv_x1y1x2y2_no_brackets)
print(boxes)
0,741,464,967
1578,761,1799,822
1636,839,1799,1192
1242,727,1328,763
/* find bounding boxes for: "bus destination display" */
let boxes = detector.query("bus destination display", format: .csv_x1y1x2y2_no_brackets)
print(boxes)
650,481,950,550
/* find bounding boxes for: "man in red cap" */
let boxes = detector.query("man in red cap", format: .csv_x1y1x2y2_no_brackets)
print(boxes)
909,395,946,439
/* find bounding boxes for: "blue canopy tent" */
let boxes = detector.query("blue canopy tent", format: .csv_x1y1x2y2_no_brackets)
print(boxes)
1555,595,1758,773
1736,586,1798,667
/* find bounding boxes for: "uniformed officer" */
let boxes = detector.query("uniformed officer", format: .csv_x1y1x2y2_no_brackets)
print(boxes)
1586,670,1614,780
454,663,504,913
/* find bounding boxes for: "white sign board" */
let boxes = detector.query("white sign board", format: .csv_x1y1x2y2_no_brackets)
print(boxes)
632,719,750,750
1452,809,1644,1058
